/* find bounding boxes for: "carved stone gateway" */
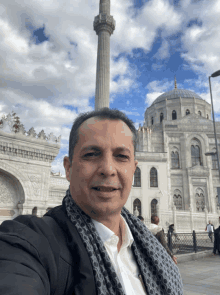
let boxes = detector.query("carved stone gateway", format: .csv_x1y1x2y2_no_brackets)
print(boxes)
0,169,25,219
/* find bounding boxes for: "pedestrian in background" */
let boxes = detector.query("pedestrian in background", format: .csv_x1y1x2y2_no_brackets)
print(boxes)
149,216,178,264
213,225,220,256
205,220,215,242
168,224,179,240
137,215,144,223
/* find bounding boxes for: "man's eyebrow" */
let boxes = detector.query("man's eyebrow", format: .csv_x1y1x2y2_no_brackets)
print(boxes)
80,146,131,154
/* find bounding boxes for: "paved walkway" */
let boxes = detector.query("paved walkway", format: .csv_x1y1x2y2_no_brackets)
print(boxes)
178,255,220,295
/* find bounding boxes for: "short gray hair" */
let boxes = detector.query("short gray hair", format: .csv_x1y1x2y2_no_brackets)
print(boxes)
68,108,137,166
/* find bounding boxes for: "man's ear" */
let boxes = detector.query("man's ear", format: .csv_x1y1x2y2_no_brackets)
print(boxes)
63,156,71,182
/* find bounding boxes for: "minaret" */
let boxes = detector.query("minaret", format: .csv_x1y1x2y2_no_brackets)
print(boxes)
174,75,177,89
94,0,115,110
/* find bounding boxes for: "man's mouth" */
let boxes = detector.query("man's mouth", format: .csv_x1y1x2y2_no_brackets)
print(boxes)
92,187,118,192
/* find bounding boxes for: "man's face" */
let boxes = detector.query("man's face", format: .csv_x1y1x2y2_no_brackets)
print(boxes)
64,118,138,219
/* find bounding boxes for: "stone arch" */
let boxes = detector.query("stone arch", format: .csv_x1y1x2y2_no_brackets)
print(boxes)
191,138,202,166
195,188,205,212
171,146,180,169
173,189,182,210
133,198,141,216
0,162,32,203
133,166,141,187
150,167,158,187
185,134,208,168
172,110,177,120
0,169,25,218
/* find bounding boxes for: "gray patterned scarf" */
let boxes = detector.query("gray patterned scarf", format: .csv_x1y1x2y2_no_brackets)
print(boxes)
64,188,183,295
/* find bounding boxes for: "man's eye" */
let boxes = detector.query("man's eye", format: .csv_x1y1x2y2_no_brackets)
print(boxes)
84,152,99,157
117,154,129,159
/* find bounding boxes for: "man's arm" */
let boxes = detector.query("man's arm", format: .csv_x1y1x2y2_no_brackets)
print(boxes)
0,216,60,295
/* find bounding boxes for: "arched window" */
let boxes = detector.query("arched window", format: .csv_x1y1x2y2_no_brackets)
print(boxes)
151,117,154,125
150,167,158,187
186,109,190,115
172,110,177,120
212,152,218,169
195,189,205,212
198,111,201,116
133,167,141,187
32,207,37,216
216,195,220,210
207,114,209,119
171,151,180,168
191,144,201,166
160,113,164,123
133,198,141,216
151,199,158,216
173,193,182,210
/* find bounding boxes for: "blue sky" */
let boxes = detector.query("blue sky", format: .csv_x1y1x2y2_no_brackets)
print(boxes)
1,0,220,175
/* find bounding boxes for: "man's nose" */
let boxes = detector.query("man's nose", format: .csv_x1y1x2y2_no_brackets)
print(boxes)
97,154,116,176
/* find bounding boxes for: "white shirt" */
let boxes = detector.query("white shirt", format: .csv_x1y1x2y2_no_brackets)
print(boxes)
91,215,147,295
207,224,214,232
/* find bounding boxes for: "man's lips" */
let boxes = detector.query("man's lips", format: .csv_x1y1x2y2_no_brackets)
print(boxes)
91,186,119,192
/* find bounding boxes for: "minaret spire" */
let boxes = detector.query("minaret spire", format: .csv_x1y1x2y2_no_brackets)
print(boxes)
94,0,115,110
174,75,177,89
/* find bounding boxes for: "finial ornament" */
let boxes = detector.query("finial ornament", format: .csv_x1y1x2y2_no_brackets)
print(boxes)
174,75,177,89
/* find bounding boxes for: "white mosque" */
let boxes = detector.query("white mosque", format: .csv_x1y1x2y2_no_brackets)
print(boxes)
0,83,220,232
0,0,219,232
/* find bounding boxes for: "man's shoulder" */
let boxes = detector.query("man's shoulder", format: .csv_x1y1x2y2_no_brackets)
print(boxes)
0,206,64,251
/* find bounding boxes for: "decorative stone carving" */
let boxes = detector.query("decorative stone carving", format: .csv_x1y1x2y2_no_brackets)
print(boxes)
94,14,116,35
27,127,37,138
47,133,57,143
38,130,47,140
28,175,41,196
0,175,16,204
17,124,26,135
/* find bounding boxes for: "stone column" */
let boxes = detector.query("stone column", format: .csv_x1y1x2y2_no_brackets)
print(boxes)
94,0,115,110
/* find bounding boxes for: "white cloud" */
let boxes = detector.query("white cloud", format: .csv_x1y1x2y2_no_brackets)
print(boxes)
145,80,174,105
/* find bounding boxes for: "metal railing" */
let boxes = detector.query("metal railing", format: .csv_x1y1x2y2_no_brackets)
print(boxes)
166,231,214,255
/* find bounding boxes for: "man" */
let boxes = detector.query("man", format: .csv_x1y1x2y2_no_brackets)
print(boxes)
149,216,178,265
0,108,183,295
168,223,179,240
213,225,220,256
205,220,215,242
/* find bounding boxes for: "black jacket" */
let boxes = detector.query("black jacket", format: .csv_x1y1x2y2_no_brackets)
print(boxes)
213,226,220,254
0,204,96,295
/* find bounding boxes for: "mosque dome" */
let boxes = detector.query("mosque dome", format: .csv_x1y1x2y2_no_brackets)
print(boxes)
152,88,204,106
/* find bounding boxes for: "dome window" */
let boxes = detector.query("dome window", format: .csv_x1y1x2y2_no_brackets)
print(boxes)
160,113,164,123
151,117,154,125
198,111,201,116
207,114,209,119
186,109,190,115
172,110,177,120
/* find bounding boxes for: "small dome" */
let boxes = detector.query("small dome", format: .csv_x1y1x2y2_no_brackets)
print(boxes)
152,88,204,105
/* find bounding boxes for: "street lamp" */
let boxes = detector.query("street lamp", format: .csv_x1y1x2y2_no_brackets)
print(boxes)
209,70,220,206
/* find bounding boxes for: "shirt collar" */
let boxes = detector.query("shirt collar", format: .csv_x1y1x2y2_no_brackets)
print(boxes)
91,215,134,248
